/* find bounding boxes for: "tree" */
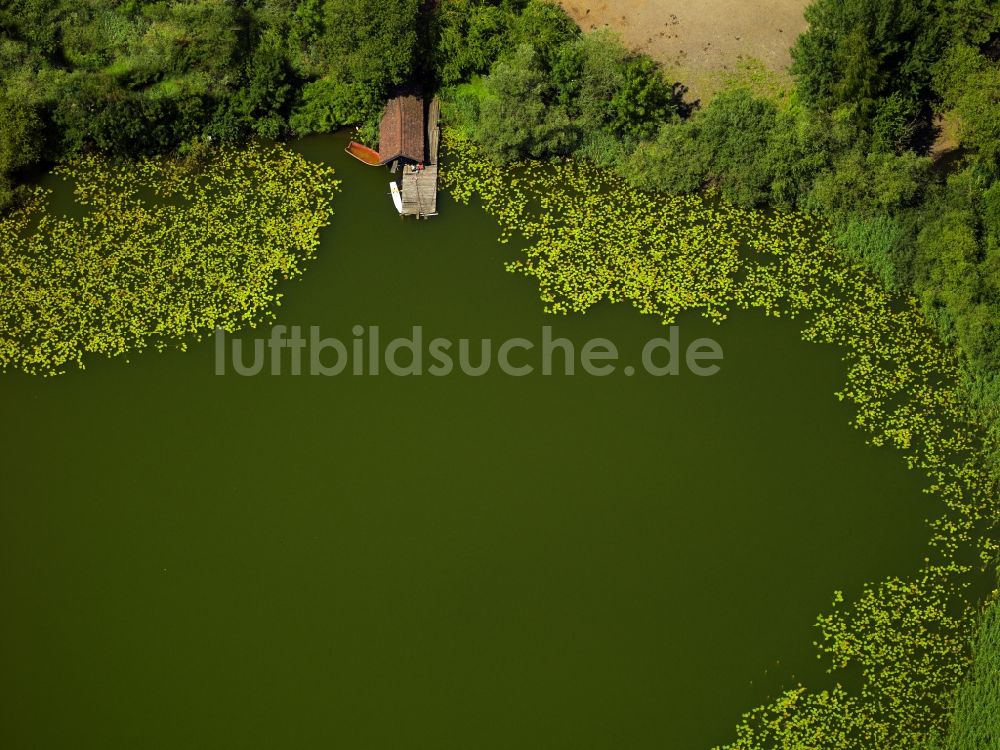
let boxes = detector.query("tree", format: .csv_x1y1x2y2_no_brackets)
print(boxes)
472,43,576,161
280,0,420,139
432,1,515,86
625,120,710,195
320,0,419,91
238,26,294,139
697,88,780,206
915,205,982,348
806,147,931,218
570,30,631,130
0,91,43,174
931,598,1000,750
0,90,43,210
290,75,374,135
608,55,672,142
935,43,1000,178
288,0,326,76
791,0,941,132
146,0,240,77
509,0,578,66
953,64,1000,178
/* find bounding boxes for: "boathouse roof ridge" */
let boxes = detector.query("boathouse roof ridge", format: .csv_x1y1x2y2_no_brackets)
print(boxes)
378,93,425,164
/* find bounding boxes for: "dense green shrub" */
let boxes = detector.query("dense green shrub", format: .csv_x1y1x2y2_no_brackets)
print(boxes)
440,11,678,165
509,0,578,66
625,121,710,195
0,90,43,209
460,44,578,162
834,214,911,291
807,147,932,218
912,171,1000,374
431,1,516,86
0,0,423,169
791,0,942,132
930,589,1000,750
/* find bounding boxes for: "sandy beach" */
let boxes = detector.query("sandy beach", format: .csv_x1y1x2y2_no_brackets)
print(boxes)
557,0,810,100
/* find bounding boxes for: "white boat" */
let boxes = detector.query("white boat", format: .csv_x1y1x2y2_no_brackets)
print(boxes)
389,181,403,214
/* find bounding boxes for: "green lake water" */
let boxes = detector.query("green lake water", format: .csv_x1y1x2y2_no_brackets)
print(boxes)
0,133,936,749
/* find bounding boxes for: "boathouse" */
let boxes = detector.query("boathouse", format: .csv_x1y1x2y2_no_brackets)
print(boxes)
383,94,440,219
344,91,440,218
378,93,426,165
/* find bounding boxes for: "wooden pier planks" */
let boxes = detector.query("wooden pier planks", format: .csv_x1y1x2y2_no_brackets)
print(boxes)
399,98,441,218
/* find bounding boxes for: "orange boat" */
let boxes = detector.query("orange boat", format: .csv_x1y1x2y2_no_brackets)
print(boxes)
345,141,383,166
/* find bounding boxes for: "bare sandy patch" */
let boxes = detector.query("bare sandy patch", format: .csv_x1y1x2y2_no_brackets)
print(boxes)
930,111,962,158
557,0,810,101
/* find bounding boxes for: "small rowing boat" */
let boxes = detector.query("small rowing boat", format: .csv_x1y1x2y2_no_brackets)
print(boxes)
389,182,403,214
345,141,382,166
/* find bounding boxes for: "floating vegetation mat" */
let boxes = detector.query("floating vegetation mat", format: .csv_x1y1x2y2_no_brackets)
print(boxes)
0,145,339,375
441,128,999,749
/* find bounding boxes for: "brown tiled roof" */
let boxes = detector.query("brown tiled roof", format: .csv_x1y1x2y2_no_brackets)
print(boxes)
378,95,425,164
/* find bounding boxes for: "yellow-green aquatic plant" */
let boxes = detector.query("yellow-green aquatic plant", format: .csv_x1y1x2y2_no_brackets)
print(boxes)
0,144,339,376
440,127,999,749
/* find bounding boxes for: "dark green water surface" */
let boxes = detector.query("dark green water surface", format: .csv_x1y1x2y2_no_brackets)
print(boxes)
0,133,934,749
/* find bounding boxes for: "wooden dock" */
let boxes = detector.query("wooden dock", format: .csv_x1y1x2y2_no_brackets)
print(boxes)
400,98,440,218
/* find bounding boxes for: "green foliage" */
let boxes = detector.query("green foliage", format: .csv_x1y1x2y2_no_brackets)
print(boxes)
984,181,1000,259
791,0,941,130
290,75,373,135
465,44,577,162
289,0,420,141
763,104,844,209
933,589,1000,750
439,76,487,138
625,120,710,195
940,0,1000,45
288,0,326,76
0,90,43,210
933,43,985,111
143,0,240,76
0,177,14,213
0,0,64,57
235,26,294,139
432,1,516,86
625,93,837,209
0,0,424,183
834,214,910,290
871,91,921,152
428,0,576,89
318,0,420,93
608,55,672,142
564,29,674,164
697,89,780,205
808,147,932,218
934,43,1000,177
566,30,633,125
911,171,1000,374
953,65,1000,178
916,207,981,341
442,18,677,165
509,0,578,65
